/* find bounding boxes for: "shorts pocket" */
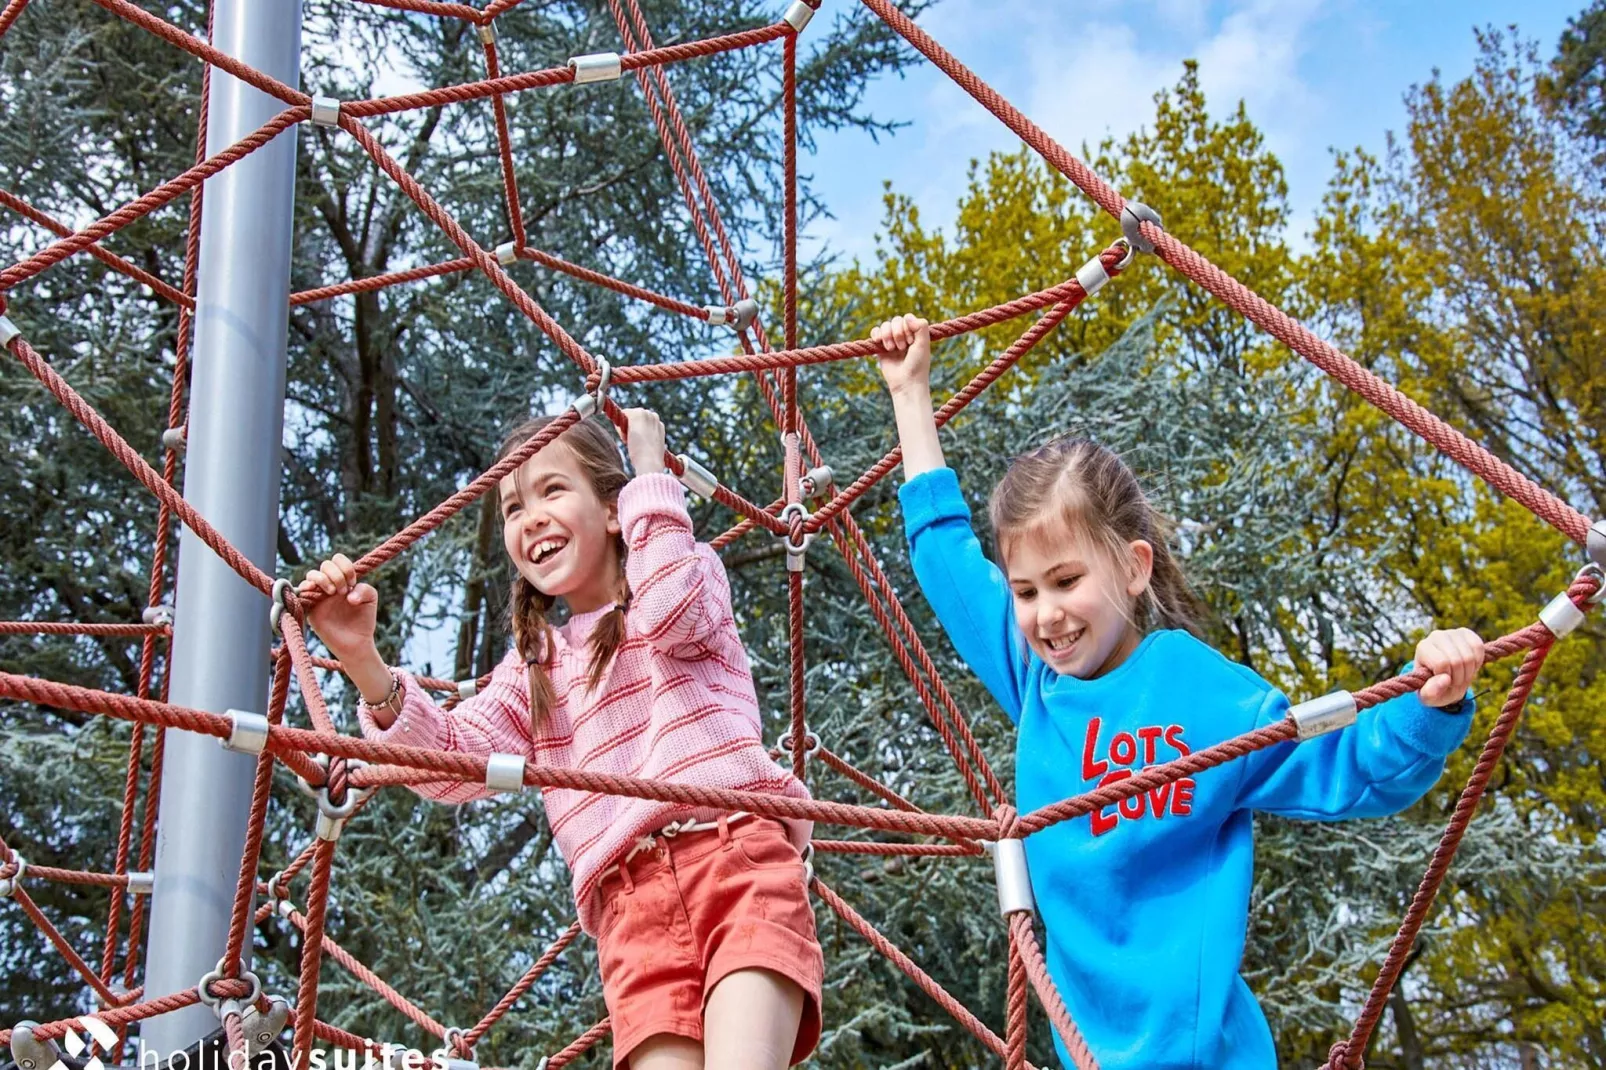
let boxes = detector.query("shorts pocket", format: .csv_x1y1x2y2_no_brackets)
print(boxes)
734,824,804,871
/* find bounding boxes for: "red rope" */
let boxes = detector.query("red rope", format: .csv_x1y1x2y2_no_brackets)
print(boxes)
546,1017,612,1068
0,190,191,307
0,0,31,37
0,108,307,293
0,621,165,636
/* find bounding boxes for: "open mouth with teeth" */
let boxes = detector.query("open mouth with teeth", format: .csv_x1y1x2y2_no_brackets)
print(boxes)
1042,629,1084,655
530,537,568,565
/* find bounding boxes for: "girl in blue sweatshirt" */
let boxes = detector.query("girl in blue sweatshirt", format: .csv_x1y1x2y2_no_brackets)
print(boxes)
871,313,1486,1070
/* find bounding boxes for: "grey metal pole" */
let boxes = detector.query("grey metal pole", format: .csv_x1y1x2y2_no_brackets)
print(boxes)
140,0,302,1056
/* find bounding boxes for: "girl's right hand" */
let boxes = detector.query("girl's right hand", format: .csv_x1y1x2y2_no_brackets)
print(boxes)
872,313,933,396
297,553,379,662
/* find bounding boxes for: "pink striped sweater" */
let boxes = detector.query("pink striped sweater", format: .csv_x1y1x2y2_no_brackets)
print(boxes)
356,473,812,936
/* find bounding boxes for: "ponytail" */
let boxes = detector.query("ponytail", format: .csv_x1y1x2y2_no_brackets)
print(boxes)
585,589,631,694
508,575,632,733
510,577,558,732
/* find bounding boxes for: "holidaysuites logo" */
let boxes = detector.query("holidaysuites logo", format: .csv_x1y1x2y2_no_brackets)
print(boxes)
51,1016,120,1070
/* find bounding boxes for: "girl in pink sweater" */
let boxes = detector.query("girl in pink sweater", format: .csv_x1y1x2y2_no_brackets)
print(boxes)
298,408,823,1070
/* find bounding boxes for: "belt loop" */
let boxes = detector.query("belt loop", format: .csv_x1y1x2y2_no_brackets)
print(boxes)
718,814,733,849
617,856,635,896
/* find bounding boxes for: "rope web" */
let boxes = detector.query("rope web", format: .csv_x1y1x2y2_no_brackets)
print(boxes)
0,1,1601,1068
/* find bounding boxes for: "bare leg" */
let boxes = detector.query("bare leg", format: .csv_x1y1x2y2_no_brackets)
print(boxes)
627,1034,703,1070
702,968,805,1070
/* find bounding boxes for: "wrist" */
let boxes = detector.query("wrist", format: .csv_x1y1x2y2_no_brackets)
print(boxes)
889,381,932,402
340,645,394,703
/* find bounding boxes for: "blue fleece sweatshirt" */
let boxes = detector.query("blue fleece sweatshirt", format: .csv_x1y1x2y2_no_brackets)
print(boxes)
899,467,1473,1070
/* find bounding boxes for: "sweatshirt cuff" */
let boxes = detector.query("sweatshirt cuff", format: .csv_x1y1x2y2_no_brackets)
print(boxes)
618,471,689,531
1388,665,1475,758
897,467,969,541
355,671,443,750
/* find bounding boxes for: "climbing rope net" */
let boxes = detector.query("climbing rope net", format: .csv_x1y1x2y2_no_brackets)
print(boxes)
0,0,1602,1068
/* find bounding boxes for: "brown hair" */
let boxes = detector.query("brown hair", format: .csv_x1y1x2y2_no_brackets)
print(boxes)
988,435,1202,638
497,415,631,731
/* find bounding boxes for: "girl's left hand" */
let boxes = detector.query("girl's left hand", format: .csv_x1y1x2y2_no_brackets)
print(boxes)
621,408,666,475
1415,627,1485,708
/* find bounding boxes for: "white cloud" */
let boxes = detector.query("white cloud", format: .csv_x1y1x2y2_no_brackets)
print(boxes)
801,0,1342,263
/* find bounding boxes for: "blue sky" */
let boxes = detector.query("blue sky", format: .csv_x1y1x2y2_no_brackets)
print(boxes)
802,0,1584,261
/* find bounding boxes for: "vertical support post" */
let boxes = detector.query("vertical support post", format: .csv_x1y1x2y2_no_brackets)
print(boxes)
140,0,302,1054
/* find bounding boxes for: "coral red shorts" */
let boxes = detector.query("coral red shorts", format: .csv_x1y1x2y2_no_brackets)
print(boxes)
591,814,824,1068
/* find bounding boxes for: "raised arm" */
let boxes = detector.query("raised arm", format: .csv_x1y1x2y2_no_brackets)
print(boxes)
616,407,735,661
874,313,946,479
875,313,1030,720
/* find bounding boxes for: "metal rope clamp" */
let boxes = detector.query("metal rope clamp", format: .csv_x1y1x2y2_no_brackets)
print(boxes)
799,465,832,498
1074,238,1134,298
309,96,341,129
220,709,271,755
1589,519,1606,571
436,1028,478,1070
240,995,292,1049
777,502,815,572
196,955,264,1020
676,453,719,498
457,677,480,700
704,297,760,333
142,602,175,627
571,358,612,418
484,753,527,794
1290,690,1358,741
1119,202,1164,255
0,852,26,898
296,755,374,841
269,577,294,636
983,838,1035,916
161,426,187,452
776,729,821,760
8,1022,60,1070
1541,562,1606,638
568,52,623,84
782,0,815,32
0,314,20,349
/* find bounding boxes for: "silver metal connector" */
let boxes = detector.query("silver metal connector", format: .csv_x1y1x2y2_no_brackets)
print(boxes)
484,753,526,793
782,0,815,31
985,839,1035,916
676,454,719,498
310,96,342,128
569,52,623,84
220,709,271,755
1290,690,1357,741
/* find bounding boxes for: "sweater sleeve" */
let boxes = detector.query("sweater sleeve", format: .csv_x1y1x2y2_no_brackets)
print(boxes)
619,472,733,662
1233,665,1475,819
355,648,536,806
898,467,1029,724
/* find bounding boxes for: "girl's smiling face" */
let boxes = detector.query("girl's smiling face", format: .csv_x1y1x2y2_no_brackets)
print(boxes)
499,439,622,613
1004,522,1153,679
